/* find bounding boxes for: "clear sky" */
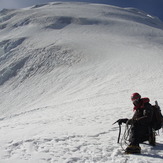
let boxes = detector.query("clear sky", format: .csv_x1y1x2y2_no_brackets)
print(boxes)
0,0,163,21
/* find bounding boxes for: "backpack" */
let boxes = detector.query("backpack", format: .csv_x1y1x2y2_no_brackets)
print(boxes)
151,101,163,131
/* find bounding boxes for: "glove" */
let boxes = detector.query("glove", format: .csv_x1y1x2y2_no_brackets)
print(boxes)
126,119,138,125
117,118,128,125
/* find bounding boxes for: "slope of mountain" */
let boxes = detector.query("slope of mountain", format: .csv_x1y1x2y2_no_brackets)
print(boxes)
0,2,163,163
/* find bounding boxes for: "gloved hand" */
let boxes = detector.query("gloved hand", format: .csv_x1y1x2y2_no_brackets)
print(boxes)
126,119,138,125
116,118,128,125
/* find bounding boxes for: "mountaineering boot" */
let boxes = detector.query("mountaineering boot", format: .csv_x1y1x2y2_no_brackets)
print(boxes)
125,145,141,154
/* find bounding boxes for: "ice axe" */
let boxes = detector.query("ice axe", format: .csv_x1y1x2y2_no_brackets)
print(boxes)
113,120,122,144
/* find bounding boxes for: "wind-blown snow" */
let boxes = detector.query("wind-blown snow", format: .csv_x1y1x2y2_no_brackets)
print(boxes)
0,2,163,163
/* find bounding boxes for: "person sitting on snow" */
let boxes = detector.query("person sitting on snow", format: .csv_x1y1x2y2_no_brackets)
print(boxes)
117,93,154,154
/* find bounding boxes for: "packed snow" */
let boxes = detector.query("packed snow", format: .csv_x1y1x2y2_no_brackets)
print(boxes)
0,2,163,163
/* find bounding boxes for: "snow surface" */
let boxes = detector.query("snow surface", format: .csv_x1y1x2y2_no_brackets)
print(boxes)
0,1,163,163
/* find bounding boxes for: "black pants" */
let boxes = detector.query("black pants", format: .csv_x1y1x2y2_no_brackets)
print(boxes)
129,124,151,145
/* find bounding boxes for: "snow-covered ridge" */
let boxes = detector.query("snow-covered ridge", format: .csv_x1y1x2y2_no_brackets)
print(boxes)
0,2,163,163
0,2,163,87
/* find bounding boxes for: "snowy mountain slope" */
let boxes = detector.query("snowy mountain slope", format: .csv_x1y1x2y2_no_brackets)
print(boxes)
0,2,163,163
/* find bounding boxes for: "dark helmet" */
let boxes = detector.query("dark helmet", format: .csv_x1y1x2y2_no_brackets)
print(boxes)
131,93,141,101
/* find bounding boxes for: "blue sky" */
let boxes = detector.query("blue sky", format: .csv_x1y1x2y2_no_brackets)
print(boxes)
0,0,163,21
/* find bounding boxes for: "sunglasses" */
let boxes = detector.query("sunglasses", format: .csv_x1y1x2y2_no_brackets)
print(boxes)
132,98,140,105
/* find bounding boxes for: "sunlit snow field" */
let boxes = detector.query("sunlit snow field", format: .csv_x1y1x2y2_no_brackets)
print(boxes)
0,2,163,163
